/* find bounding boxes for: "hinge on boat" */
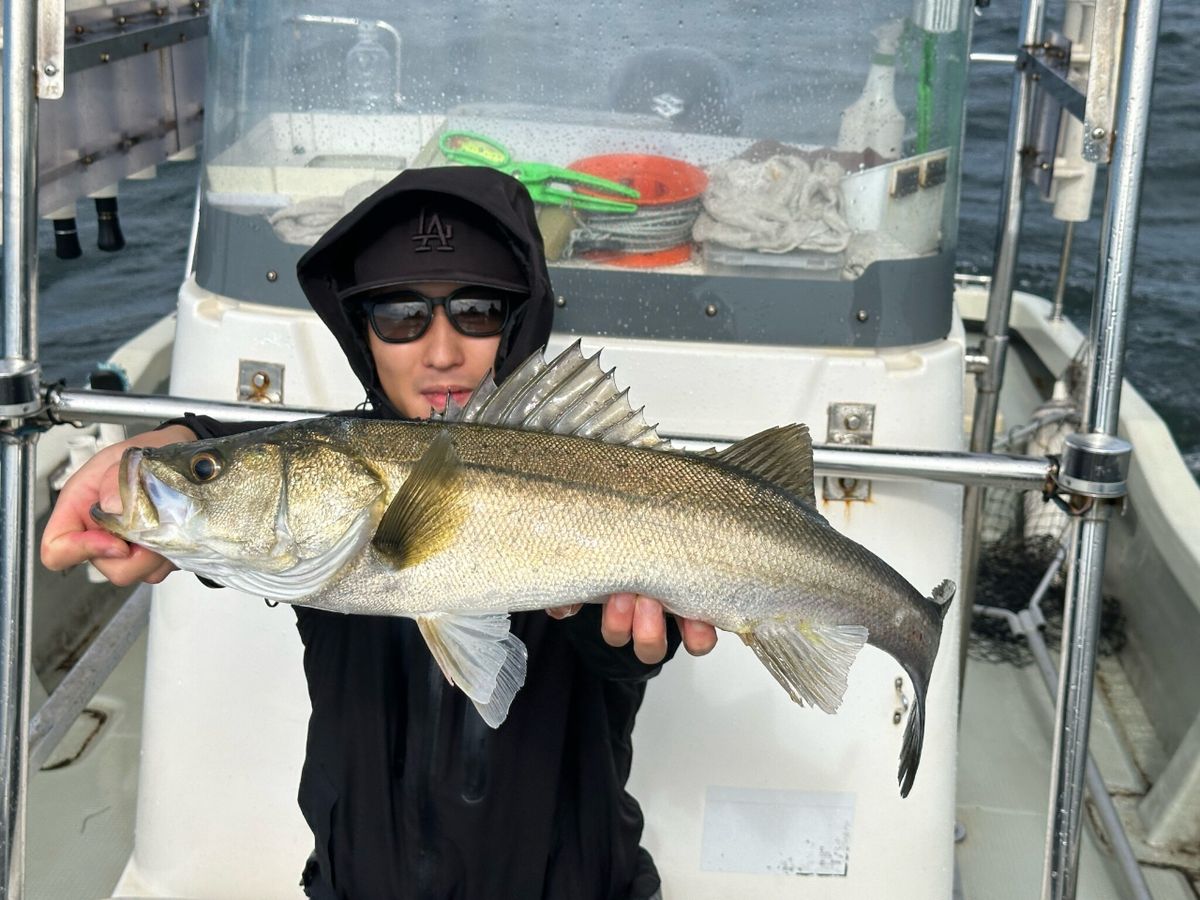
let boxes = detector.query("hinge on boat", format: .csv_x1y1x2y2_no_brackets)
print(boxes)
238,361,284,404
37,0,66,100
823,403,874,502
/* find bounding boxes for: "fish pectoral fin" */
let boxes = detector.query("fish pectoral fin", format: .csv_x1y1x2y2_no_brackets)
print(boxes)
741,620,868,714
372,429,468,569
416,612,529,729
715,425,819,509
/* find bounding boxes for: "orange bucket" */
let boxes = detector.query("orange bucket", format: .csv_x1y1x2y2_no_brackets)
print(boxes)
568,154,708,267
569,153,708,206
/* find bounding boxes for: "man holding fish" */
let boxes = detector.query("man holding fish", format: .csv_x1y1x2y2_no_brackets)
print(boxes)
42,167,719,900
42,166,954,899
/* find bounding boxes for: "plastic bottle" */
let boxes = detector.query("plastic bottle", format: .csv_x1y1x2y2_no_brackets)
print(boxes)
345,23,392,113
837,20,906,161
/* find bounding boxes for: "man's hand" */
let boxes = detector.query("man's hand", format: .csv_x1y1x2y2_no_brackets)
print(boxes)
40,425,196,586
547,595,718,664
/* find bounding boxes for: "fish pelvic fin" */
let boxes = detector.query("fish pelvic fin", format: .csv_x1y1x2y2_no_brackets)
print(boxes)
372,429,467,569
416,612,529,728
740,620,868,715
930,579,956,622
431,341,673,450
899,682,926,798
715,425,818,508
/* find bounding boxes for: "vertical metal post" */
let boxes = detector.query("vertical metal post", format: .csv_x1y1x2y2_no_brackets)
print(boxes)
1,1,42,897
1051,221,1076,321
1041,0,1163,895
960,0,1050,673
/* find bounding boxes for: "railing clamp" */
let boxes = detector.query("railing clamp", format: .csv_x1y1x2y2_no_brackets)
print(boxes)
1045,432,1132,516
0,359,41,420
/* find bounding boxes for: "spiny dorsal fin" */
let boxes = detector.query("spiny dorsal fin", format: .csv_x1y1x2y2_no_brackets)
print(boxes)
372,430,468,568
714,425,817,507
433,342,672,451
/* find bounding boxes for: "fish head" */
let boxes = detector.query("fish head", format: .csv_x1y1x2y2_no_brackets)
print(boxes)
93,428,385,593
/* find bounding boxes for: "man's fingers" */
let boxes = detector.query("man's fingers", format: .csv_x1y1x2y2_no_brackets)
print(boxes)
677,616,719,656
632,596,668,664
141,558,178,585
41,529,130,572
92,546,175,587
601,593,636,646
546,603,583,620
95,462,125,516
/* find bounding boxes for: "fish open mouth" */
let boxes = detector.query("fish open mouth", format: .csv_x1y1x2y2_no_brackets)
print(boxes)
90,447,145,538
91,447,195,544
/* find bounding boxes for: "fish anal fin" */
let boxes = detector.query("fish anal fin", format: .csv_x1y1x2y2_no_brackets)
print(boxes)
416,612,529,728
716,425,817,507
372,430,467,568
741,620,868,714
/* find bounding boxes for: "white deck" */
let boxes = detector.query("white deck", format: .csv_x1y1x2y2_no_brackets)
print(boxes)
25,631,1199,898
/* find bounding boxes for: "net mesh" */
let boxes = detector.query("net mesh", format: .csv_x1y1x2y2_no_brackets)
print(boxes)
968,347,1128,666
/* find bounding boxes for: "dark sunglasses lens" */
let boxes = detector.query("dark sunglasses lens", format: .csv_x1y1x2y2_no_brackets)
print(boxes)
447,296,507,336
369,300,430,342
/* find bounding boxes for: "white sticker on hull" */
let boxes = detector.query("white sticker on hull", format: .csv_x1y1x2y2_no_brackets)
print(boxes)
700,787,855,877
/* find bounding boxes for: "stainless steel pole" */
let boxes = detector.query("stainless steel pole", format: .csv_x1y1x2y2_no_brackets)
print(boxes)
46,386,1058,491
1042,0,1163,894
1,0,41,895
1051,221,1076,321
961,0,1050,675
1025,581,1154,900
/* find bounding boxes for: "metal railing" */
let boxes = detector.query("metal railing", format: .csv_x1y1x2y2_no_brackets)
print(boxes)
961,0,1163,895
1,0,41,894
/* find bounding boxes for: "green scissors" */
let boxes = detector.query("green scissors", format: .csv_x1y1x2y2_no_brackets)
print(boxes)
439,130,641,214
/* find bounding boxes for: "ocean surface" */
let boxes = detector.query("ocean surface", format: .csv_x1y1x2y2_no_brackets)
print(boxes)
33,2,1199,478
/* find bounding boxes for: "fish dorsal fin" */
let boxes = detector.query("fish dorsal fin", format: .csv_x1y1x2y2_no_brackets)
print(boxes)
372,430,467,568
715,425,817,507
432,342,672,451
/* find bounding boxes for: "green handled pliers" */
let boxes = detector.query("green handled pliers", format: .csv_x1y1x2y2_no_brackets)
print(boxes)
439,130,640,214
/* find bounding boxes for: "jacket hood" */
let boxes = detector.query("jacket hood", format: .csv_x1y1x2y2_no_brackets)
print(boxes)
296,167,555,412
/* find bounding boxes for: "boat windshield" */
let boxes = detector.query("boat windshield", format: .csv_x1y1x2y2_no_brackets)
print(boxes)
197,0,972,345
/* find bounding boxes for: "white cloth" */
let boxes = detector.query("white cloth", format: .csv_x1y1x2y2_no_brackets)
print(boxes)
692,155,851,254
268,180,386,246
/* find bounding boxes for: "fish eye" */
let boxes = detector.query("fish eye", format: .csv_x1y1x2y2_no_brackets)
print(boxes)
189,451,222,483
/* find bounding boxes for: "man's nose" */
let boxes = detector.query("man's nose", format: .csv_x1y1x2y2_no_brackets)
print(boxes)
422,309,464,368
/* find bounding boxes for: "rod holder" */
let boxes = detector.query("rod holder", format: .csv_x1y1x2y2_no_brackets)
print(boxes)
51,217,82,260
95,196,126,252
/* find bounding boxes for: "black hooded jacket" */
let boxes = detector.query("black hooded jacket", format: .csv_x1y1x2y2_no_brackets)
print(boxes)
176,168,678,900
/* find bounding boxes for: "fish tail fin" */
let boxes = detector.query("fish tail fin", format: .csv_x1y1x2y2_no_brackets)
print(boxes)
929,579,956,622
740,620,869,715
898,677,926,798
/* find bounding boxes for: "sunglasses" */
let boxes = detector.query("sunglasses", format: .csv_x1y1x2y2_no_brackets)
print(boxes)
360,286,517,344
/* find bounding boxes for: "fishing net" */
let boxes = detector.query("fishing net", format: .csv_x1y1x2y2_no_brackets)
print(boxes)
968,347,1128,666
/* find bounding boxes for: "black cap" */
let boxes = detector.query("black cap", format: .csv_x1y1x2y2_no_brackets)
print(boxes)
335,193,526,300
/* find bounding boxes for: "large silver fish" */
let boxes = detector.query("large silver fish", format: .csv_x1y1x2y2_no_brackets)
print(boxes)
94,343,954,796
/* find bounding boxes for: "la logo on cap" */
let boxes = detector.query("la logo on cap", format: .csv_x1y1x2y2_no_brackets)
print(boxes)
412,208,454,253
